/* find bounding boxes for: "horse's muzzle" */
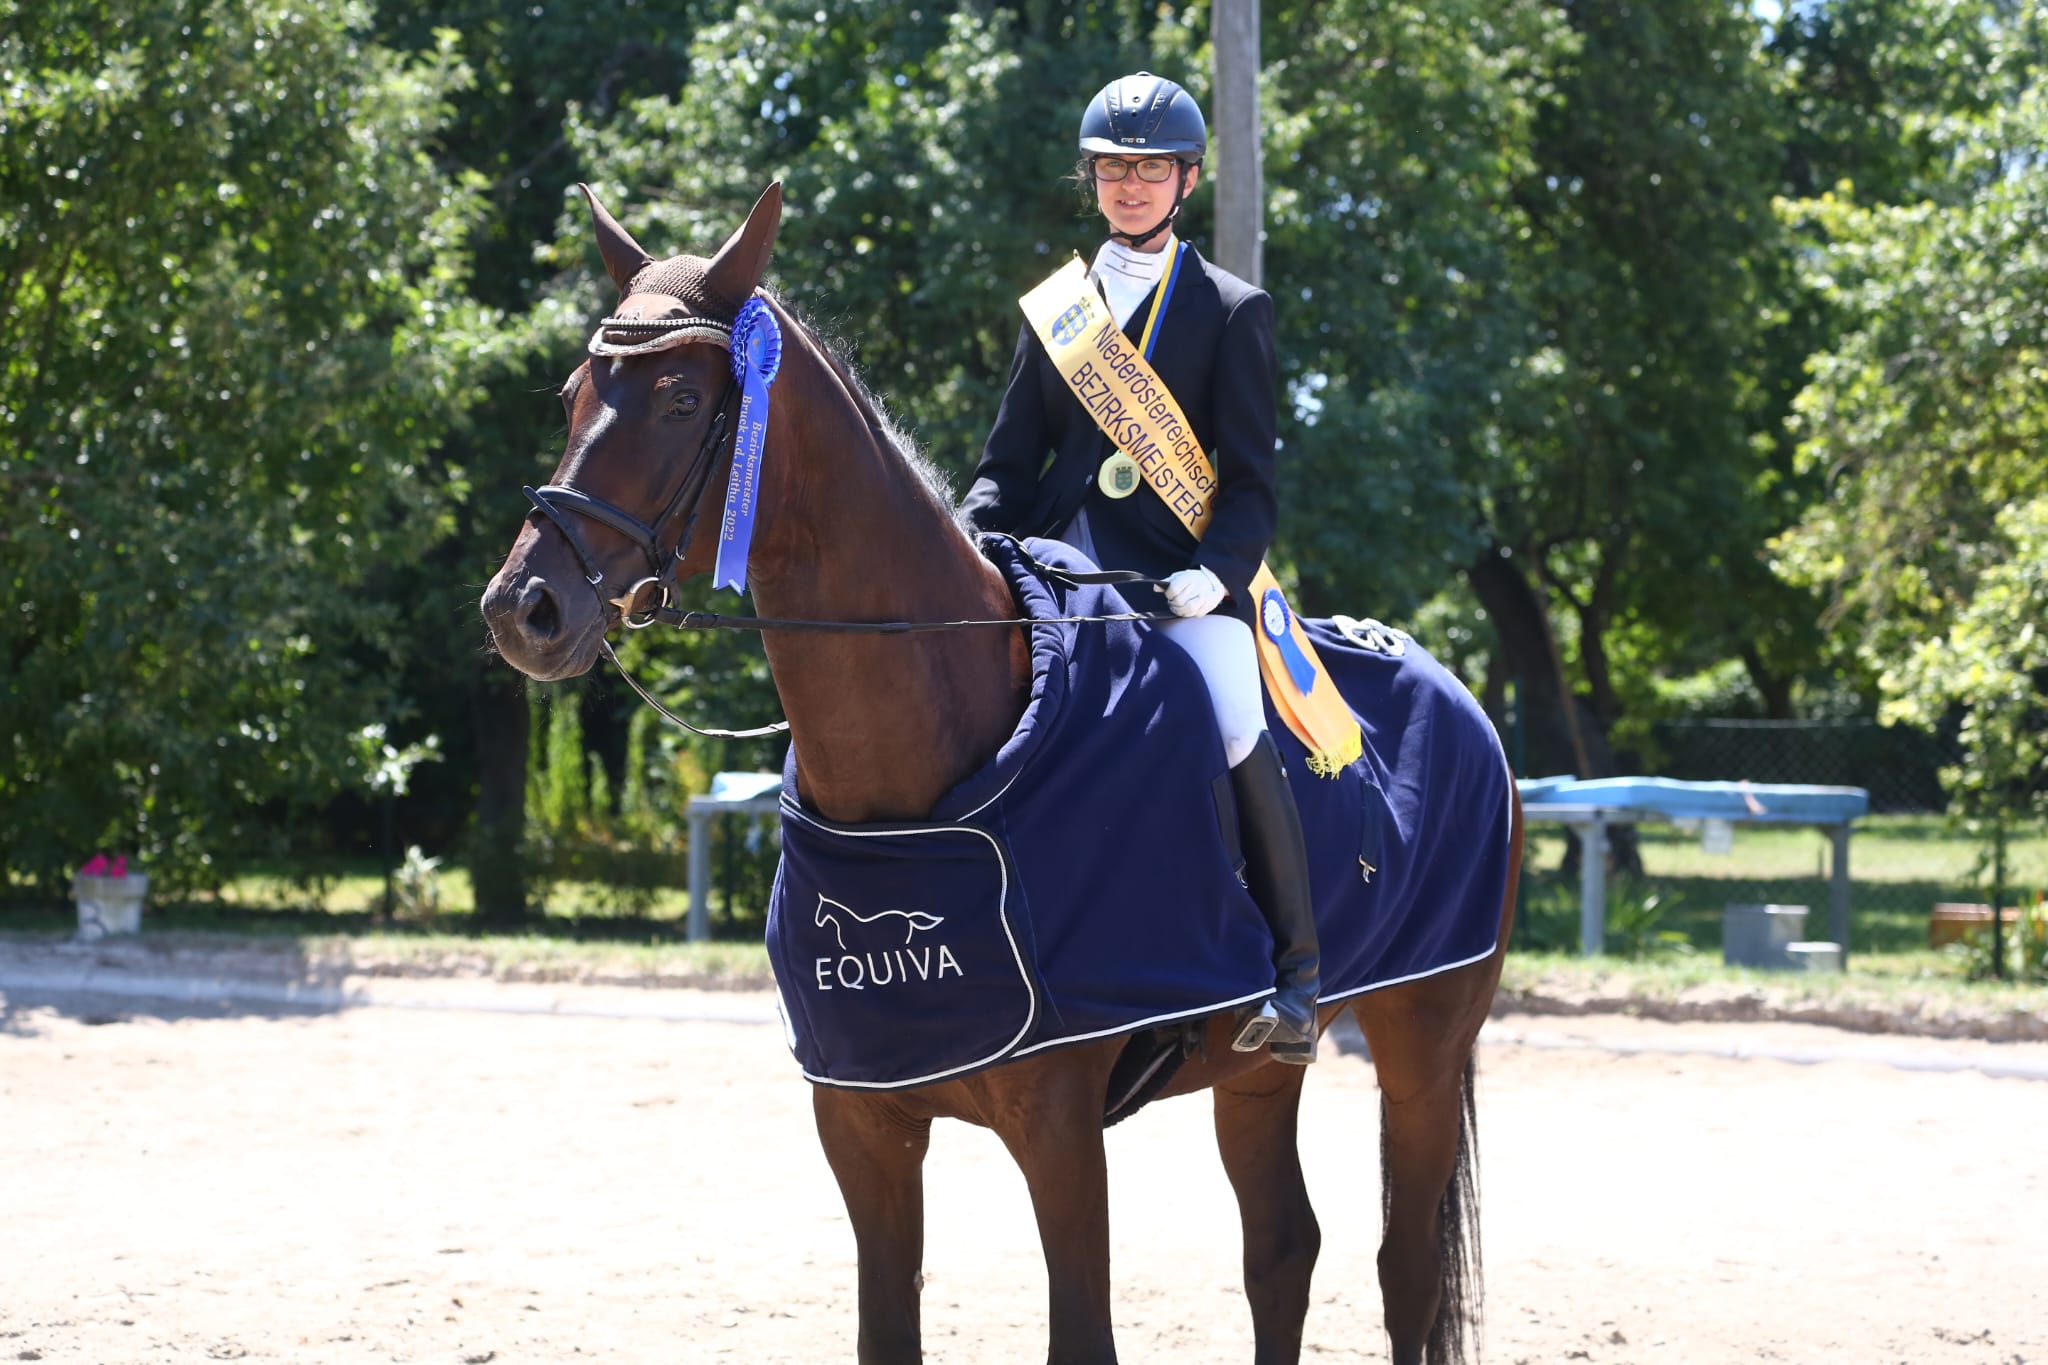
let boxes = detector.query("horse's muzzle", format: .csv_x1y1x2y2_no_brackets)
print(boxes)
481,565,603,681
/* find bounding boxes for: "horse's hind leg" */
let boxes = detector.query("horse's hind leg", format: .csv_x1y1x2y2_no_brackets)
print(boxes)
814,1089,933,1365
1213,1062,1320,1365
1352,970,1494,1365
1356,789,1520,1365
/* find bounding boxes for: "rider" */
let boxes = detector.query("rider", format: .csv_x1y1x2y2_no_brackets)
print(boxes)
960,72,1320,1064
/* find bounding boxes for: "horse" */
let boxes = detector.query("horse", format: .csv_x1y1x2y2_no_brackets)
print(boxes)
480,181,1524,1365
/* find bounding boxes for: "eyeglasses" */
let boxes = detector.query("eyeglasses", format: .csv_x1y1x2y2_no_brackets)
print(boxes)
1090,156,1181,184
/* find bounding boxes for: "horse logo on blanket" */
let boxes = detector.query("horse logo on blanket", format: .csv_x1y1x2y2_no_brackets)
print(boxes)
815,895,946,951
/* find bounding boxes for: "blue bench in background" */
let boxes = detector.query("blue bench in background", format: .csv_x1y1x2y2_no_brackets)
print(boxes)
1516,777,1871,959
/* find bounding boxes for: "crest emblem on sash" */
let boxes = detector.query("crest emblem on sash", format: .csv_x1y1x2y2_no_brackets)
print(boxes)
1051,300,1092,346
1098,451,1141,498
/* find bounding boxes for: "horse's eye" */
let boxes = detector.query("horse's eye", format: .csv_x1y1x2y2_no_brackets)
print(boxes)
668,391,702,419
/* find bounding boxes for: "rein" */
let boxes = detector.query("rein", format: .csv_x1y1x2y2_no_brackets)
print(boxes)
603,548,1176,741
523,303,1174,740
619,548,1172,635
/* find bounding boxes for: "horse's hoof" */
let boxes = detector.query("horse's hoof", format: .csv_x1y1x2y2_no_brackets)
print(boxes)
1231,1004,1278,1052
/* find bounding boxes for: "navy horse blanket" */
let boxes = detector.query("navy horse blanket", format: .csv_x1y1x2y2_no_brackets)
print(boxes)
766,535,1515,1089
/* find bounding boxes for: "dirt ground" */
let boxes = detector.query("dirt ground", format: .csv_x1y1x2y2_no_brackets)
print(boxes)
3,985,2044,1365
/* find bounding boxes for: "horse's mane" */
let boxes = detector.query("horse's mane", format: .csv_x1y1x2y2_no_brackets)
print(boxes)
779,298,973,536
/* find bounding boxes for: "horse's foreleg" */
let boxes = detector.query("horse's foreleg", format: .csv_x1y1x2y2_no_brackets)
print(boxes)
815,1088,933,1365
990,1062,1119,1364
1213,1063,1320,1365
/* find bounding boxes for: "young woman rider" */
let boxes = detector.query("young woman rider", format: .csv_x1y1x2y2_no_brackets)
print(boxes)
960,72,1320,1063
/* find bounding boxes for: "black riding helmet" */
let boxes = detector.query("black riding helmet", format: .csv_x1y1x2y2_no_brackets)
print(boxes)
1079,71,1208,159
1079,72,1205,247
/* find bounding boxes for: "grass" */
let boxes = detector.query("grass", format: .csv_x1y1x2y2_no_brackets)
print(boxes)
1527,813,2048,893
1519,814,2048,956
1,852,770,949
6,815,2045,1023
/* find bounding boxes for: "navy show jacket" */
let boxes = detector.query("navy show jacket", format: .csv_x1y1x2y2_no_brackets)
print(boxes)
960,244,1279,627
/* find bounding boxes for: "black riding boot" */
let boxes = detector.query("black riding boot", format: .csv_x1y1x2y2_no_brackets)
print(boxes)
1227,732,1322,1064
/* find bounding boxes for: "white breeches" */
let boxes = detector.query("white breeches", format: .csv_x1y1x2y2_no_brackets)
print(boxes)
1155,614,1267,768
1057,510,1267,766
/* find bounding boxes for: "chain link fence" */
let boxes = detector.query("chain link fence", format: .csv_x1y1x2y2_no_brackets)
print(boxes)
1642,719,1959,814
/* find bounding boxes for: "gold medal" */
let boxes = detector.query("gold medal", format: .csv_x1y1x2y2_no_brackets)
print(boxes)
1098,451,1142,499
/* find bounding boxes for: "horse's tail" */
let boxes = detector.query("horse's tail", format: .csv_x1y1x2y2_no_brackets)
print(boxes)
1381,1054,1483,1365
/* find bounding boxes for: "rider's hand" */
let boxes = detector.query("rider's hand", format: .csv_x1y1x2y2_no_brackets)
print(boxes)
1163,566,1227,618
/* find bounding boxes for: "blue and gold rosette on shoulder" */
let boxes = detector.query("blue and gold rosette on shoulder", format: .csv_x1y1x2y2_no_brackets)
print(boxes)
713,295,784,593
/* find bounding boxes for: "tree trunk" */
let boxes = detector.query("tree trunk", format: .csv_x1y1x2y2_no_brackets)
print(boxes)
1467,544,1643,878
1468,544,1583,779
1742,644,1794,719
469,664,531,927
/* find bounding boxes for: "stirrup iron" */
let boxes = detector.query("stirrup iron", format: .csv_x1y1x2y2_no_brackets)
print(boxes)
1232,1001,1281,1052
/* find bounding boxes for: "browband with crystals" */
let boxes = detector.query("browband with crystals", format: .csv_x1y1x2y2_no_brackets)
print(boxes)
587,313,733,357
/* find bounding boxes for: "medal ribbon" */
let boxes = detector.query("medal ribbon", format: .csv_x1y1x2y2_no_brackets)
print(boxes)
713,296,783,593
1019,258,1363,775
1135,237,1185,361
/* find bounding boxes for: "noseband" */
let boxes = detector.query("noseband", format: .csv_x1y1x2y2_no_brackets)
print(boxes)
521,310,741,625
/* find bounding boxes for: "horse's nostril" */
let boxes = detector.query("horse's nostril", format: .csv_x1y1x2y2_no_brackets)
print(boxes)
519,579,562,641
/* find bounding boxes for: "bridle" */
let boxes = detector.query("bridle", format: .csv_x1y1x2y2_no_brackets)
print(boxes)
521,311,740,629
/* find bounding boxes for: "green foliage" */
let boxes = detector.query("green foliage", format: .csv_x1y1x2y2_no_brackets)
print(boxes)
1944,895,2048,983
1603,880,1694,961
7,0,2046,912
391,844,445,921
1495,0,1807,706
0,0,499,891
1775,54,2048,824
1514,871,1694,959
1263,0,1572,613
1512,874,1584,954
516,671,741,916
546,1,1186,473
352,726,443,797
527,691,592,840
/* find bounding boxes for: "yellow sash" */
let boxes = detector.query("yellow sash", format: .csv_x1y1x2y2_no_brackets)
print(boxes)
1020,256,1363,776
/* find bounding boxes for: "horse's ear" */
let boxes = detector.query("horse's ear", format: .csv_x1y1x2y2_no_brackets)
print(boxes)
578,183,655,294
705,181,783,303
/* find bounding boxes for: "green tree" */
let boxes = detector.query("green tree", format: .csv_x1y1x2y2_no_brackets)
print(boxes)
0,0,493,891
1463,0,1799,792
1775,36,2048,848
367,0,709,924
497,0,1206,843
1257,0,1571,640
552,1,1192,466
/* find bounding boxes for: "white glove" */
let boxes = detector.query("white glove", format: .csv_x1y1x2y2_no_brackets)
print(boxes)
1163,565,1228,618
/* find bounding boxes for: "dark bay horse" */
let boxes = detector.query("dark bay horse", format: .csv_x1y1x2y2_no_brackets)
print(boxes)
481,182,1523,1365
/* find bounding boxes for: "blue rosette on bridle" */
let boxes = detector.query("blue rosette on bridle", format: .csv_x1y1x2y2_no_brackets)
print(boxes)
713,295,784,593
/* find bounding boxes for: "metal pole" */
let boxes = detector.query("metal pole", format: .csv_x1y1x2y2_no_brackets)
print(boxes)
1212,0,1263,285
1576,818,1608,957
1992,815,2008,980
687,805,712,942
1828,823,1852,966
